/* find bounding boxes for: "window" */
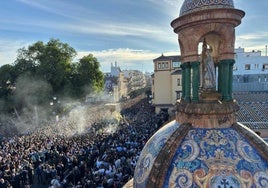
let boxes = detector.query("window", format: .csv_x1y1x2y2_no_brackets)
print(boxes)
165,62,169,68
158,63,161,69
263,64,268,70
158,61,169,70
173,61,181,68
243,75,249,83
176,91,181,100
161,62,165,69
233,66,237,71
245,64,251,70
177,78,181,86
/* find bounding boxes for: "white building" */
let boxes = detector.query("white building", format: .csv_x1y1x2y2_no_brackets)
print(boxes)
151,48,268,114
110,62,121,77
123,70,147,92
234,47,268,75
233,47,268,91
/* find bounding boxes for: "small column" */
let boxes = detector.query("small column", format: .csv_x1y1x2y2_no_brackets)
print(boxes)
228,59,235,99
181,62,191,102
218,63,223,94
219,59,234,101
180,63,186,100
221,60,229,101
190,61,200,102
185,62,191,102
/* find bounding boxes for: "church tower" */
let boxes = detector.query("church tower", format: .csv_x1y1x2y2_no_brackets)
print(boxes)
171,0,245,130
129,1,268,187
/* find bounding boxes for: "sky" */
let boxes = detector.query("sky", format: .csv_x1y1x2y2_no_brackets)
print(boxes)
1,0,268,73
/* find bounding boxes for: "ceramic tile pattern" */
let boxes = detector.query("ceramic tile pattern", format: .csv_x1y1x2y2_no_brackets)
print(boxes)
134,122,268,187
165,128,268,187
133,121,180,187
180,0,234,16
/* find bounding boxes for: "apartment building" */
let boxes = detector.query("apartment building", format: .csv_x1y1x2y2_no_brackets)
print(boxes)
151,54,182,115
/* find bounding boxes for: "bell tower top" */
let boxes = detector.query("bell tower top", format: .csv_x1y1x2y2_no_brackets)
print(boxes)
171,0,245,127
129,2,268,188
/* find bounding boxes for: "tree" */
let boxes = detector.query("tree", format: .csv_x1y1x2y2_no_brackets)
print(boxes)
36,39,76,93
0,64,15,91
14,39,77,94
0,39,106,131
13,41,44,78
73,54,104,97
6,39,104,113
0,64,16,112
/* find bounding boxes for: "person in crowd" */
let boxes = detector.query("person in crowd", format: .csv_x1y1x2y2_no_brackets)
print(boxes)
0,97,168,188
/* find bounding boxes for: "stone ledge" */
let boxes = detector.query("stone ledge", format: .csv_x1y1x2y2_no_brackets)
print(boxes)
176,99,239,115
176,100,239,128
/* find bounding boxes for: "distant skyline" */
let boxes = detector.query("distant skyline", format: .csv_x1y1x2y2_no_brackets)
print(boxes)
1,0,268,73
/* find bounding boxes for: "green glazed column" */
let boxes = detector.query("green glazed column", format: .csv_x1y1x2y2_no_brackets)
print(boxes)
182,62,191,102
219,60,228,101
219,59,234,101
228,59,235,100
218,63,223,93
190,61,200,102
180,63,186,100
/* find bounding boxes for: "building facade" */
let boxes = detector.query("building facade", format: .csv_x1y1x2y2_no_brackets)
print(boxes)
123,70,147,93
233,47,268,91
152,47,268,114
151,55,182,114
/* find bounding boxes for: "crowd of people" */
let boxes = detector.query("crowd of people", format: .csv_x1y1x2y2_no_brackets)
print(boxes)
0,95,169,188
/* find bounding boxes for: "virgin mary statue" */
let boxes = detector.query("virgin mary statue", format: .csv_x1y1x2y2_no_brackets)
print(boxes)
201,39,216,89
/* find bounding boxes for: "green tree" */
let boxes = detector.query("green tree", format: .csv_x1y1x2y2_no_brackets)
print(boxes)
36,39,76,93
75,54,104,97
9,39,104,110
0,64,15,91
14,39,77,94
13,41,44,78
0,64,16,112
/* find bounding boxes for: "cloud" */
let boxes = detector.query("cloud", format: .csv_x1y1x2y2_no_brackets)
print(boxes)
77,48,179,73
238,32,268,40
0,9,176,48
0,40,31,66
236,32,268,53
17,0,97,20
4,0,268,73
77,48,157,72
61,21,176,45
14,0,178,44
146,0,182,17
86,48,157,61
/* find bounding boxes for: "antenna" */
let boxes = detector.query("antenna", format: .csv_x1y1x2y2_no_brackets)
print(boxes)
266,45,267,56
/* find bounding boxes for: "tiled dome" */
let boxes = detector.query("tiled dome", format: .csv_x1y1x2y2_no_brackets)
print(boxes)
127,1,267,188
133,121,268,187
180,0,234,16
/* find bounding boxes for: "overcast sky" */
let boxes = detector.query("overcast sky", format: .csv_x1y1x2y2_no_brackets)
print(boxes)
1,0,268,73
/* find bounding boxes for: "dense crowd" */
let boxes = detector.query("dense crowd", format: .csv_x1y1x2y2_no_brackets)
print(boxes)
0,96,169,188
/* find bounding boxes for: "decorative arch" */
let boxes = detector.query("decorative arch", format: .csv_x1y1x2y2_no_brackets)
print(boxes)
199,32,221,63
171,8,244,102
